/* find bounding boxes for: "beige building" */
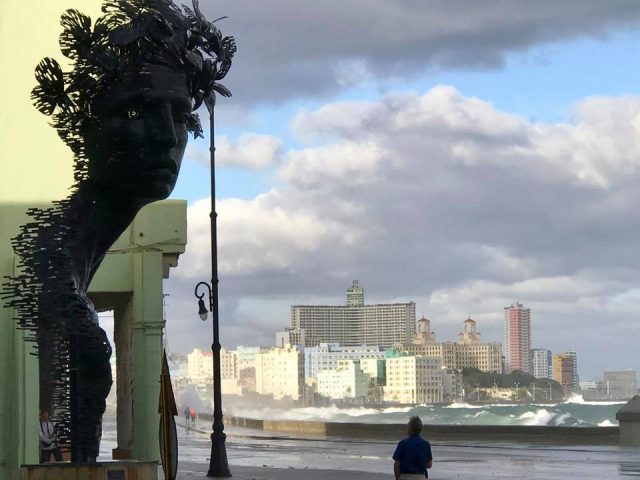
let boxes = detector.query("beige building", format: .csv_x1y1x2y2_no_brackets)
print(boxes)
384,354,443,404
406,318,502,373
317,360,371,400
412,317,437,345
255,346,305,401
553,352,578,395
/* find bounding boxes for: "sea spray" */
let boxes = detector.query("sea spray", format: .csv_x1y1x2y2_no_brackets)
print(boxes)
227,401,622,426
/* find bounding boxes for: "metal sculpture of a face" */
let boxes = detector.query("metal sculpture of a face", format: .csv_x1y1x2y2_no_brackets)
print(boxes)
84,64,191,204
3,0,236,463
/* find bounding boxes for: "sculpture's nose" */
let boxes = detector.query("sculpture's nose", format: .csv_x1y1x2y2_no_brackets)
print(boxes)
150,103,178,148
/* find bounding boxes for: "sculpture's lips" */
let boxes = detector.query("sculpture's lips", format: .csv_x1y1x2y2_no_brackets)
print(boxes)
146,160,178,176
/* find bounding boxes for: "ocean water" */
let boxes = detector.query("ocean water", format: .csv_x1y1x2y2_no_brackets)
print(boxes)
227,395,626,427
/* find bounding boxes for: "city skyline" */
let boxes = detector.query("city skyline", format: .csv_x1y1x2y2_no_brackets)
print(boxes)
102,281,634,380
90,1,640,381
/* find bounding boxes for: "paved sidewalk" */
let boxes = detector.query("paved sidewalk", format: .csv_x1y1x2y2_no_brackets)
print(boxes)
173,463,391,479
157,420,640,479
168,443,640,480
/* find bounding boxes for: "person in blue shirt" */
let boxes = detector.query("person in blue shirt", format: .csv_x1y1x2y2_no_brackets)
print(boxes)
393,416,433,479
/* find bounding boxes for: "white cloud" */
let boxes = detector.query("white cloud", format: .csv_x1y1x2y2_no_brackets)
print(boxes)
278,141,387,188
533,96,640,188
169,86,640,376
185,133,282,170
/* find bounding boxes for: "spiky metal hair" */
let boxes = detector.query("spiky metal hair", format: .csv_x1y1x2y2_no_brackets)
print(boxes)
32,0,236,176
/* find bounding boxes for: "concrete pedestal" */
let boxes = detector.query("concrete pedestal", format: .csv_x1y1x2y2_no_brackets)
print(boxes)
616,395,640,447
13,462,158,480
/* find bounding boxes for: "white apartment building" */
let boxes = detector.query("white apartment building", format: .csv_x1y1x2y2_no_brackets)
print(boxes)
384,354,443,405
532,349,552,379
405,318,502,373
290,282,416,348
317,360,371,400
255,346,305,401
304,343,386,379
187,348,213,383
442,367,464,403
360,357,386,385
187,348,237,384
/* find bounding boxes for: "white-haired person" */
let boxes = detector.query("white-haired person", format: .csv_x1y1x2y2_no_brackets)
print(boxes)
393,416,433,479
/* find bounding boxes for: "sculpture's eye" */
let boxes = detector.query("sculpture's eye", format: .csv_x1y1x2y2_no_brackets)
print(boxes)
126,106,143,120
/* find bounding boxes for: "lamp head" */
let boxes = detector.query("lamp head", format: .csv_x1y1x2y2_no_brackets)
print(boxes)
198,297,208,321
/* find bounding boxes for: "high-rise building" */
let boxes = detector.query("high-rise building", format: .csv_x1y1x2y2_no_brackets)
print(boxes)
346,280,364,306
566,351,579,392
405,317,502,373
531,349,552,379
504,302,531,373
552,352,579,395
290,282,416,348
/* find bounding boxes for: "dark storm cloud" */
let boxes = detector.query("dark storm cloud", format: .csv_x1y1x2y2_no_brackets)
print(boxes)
202,0,640,104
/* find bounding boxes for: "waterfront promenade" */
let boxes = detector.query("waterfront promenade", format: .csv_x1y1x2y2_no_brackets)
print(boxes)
141,419,640,479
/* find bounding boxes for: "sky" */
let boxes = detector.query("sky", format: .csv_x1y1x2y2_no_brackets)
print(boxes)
145,0,640,381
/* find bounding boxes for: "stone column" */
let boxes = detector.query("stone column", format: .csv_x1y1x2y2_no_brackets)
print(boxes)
130,249,165,461
617,395,640,447
112,296,134,459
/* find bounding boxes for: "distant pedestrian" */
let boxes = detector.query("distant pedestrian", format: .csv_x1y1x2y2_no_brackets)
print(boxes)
190,407,197,427
39,411,63,463
184,406,191,428
393,416,433,479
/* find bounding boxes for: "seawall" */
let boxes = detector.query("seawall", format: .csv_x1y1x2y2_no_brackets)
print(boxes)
221,416,620,445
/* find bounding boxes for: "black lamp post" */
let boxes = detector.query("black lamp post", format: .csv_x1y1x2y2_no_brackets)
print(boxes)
193,91,231,478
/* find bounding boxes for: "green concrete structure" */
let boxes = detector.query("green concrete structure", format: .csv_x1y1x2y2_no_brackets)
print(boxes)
0,200,187,478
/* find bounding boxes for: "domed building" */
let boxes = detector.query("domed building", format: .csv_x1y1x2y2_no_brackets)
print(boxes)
412,316,437,345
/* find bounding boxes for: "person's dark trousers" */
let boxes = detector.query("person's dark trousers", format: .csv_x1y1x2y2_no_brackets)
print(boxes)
40,447,63,463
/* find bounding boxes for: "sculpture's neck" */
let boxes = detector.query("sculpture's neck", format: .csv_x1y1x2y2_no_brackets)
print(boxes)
65,184,142,294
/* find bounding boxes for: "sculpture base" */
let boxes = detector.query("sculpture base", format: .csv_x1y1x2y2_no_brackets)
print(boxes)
14,461,158,480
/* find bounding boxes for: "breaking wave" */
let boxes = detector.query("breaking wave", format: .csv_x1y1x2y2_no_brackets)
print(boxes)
227,401,622,427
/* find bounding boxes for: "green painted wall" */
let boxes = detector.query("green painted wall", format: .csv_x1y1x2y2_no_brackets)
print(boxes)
0,0,102,203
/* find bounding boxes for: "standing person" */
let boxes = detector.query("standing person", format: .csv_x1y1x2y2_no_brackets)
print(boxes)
39,411,63,463
393,416,433,479
184,406,191,429
190,407,197,427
